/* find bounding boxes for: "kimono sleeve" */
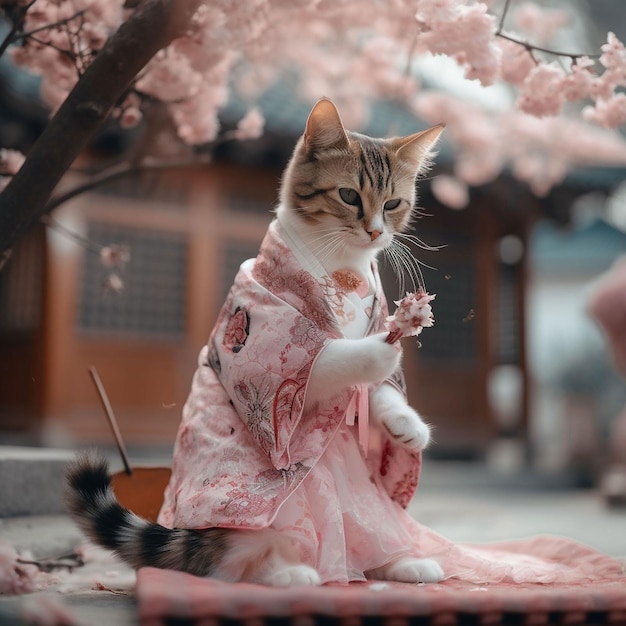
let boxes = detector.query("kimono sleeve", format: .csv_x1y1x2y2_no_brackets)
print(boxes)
211,267,339,470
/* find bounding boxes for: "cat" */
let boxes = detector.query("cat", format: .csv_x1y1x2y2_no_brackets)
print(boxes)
66,97,445,587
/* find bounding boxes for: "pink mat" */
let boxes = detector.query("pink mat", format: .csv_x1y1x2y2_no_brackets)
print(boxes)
137,566,626,626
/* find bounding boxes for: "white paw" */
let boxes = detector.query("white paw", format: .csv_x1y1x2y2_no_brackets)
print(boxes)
359,334,402,383
264,564,322,587
381,409,431,451
377,557,444,584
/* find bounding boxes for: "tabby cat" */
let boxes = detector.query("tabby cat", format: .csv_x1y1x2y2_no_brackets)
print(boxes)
66,98,444,587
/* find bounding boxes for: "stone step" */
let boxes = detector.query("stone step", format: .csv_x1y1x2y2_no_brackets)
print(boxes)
0,444,173,518
0,446,76,517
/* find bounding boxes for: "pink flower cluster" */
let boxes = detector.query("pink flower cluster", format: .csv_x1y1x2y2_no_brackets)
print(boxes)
100,243,130,294
385,289,435,344
1,0,626,202
416,0,500,86
414,89,626,200
232,107,265,141
513,2,569,46
0,540,39,595
0,148,25,174
10,0,124,112
514,32,626,123
0,148,26,192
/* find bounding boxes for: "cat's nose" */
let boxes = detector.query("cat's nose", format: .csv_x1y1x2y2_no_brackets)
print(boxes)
369,230,382,241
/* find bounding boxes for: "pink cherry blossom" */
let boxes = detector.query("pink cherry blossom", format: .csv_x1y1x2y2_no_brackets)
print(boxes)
385,290,436,344
0,541,39,595
413,92,503,186
0,148,26,175
561,57,596,102
498,37,535,86
517,63,566,117
599,32,626,85
591,32,626,101
431,174,469,209
119,106,142,129
1,0,626,207
513,2,569,46
583,94,626,129
100,244,130,268
415,0,462,25
418,3,500,86
232,107,265,141
104,273,124,294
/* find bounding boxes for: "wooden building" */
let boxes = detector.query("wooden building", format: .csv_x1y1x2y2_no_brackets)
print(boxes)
0,141,548,457
4,82,615,455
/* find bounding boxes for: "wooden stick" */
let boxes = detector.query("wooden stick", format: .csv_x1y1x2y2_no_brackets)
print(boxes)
88,366,133,476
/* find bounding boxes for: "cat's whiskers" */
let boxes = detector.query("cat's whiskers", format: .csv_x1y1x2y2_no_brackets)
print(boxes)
384,237,434,296
383,242,413,295
304,224,349,253
395,232,445,253
311,233,347,268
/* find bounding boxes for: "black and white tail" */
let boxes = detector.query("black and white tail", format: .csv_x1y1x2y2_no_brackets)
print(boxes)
64,453,231,577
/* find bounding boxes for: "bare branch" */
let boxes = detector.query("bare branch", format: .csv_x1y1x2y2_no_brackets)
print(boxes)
497,0,512,32
43,156,211,215
18,9,87,41
0,14,21,57
0,7,88,58
496,31,600,63
0,0,206,259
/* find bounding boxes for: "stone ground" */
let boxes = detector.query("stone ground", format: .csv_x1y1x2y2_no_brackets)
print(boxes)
1,447,625,625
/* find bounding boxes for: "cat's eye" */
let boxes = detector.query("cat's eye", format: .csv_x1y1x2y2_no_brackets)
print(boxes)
339,188,361,206
384,199,402,211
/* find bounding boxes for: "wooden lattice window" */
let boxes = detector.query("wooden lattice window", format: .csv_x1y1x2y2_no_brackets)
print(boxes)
414,257,477,364
381,226,478,365
77,222,187,337
220,238,263,302
497,263,521,364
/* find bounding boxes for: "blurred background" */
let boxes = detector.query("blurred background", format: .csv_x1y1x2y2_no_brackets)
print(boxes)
0,0,624,500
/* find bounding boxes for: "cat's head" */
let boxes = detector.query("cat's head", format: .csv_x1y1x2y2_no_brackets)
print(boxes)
279,98,443,255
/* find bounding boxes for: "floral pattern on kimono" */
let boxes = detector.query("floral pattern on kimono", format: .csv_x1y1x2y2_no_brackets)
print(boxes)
159,220,420,531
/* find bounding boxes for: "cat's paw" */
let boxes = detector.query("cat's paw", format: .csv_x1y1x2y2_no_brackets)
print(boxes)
305,334,401,406
381,408,431,451
357,333,402,383
371,385,431,451
264,564,322,587
371,557,444,584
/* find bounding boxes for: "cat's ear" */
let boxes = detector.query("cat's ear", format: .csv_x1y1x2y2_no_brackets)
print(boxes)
303,98,349,152
390,124,445,171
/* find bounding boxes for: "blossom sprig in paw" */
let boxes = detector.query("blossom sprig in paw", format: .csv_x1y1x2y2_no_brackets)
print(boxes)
385,290,435,344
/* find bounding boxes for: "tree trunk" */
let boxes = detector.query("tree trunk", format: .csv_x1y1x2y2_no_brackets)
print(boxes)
0,0,204,260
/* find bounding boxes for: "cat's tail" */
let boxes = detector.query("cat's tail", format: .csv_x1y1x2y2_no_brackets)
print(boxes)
64,452,231,577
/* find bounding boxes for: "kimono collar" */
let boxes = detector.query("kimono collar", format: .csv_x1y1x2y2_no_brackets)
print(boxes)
276,216,382,301
276,217,380,453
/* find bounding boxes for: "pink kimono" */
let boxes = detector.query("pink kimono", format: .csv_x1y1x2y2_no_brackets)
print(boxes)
159,220,421,582
159,220,624,585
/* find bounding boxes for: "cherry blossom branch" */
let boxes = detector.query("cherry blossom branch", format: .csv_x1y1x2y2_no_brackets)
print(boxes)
493,0,598,63
496,31,599,63
40,214,101,254
497,0,512,32
29,34,85,74
0,13,21,58
0,0,206,260
38,157,212,293
18,10,87,42
43,156,211,216
0,8,87,59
